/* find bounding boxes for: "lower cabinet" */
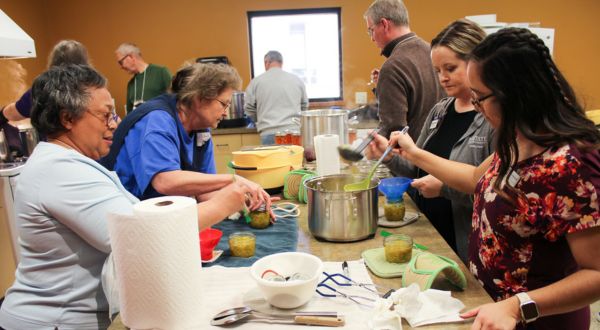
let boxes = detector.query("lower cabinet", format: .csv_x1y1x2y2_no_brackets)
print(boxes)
212,133,260,174
0,204,16,297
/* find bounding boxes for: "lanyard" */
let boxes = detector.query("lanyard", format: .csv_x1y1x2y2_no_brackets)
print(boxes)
133,68,147,102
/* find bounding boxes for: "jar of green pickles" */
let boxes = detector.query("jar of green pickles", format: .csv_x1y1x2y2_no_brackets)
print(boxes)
383,201,406,222
384,233,412,263
229,231,256,258
248,204,270,229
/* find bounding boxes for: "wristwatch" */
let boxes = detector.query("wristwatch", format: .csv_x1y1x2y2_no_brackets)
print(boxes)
516,292,539,323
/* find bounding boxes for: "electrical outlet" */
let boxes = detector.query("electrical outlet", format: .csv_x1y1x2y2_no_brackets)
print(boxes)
355,92,367,105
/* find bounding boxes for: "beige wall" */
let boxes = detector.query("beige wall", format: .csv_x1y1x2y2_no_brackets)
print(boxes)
1,0,600,114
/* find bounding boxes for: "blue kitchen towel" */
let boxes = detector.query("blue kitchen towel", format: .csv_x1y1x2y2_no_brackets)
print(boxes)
207,216,298,268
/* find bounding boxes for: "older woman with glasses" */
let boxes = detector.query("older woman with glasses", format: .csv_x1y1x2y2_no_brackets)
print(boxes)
388,28,600,329
101,62,274,214
367,19,494,263
0,65,253,330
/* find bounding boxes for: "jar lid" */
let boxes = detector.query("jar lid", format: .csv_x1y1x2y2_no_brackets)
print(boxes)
230,231,256,238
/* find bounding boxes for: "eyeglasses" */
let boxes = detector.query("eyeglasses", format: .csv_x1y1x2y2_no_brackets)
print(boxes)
366,20,383,37
117,54,130,66
87,110,118,127
471,91,494,111
214,98,231,111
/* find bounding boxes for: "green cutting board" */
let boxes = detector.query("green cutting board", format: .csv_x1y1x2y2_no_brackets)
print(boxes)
362,247,419,278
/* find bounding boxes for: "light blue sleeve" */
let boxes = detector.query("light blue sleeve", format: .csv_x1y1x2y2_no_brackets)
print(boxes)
39,157,135,253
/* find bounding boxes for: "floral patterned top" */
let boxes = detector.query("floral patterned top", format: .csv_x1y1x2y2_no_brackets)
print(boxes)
469,144,599,329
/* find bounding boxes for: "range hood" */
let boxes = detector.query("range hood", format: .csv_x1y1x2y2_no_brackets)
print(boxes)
0,9,36,58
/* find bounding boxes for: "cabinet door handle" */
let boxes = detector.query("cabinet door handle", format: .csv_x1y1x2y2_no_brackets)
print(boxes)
215,144,230,147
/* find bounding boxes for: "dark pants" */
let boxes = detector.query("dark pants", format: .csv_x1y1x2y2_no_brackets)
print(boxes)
408,187,457,253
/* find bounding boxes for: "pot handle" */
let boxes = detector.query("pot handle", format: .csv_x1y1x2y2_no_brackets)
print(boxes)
227,161,257,171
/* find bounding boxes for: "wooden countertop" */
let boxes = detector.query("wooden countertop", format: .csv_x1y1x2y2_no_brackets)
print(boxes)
109,196,491,329
212,127,258,135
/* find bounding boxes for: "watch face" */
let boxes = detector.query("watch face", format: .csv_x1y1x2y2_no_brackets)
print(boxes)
521,301,539,319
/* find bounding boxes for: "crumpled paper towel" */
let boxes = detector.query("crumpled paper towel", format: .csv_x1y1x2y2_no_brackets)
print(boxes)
368,283,465,329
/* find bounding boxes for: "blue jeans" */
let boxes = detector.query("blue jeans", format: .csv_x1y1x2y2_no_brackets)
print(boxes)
261,134,275,145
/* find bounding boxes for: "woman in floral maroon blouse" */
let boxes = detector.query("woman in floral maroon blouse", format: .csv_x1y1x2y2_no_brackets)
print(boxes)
389,27,600,330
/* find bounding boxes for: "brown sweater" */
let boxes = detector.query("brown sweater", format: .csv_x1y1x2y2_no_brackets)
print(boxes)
376,33,445,139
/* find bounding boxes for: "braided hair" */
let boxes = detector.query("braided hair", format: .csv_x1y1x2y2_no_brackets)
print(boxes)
470,27,600,198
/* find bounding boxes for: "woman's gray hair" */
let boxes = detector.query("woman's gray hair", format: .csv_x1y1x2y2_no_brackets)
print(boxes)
364,0,409,26
171,62,241,108
47,39,90,68
31,64,107,137
116,42,142,57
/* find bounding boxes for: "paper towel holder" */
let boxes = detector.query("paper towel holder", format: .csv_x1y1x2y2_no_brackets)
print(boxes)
155,200,174,207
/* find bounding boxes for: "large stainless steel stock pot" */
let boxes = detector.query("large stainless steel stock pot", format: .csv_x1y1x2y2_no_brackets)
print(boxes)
298,109,349,161
304,174,379,242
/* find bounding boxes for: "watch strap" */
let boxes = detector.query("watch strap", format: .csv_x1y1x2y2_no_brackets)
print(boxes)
516,292,539,323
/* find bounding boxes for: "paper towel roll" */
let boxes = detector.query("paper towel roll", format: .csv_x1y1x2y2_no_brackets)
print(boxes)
314,134,341,176
108,196,203,330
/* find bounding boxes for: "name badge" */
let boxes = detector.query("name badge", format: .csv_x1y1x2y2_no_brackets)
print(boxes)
196,132,212,147
429,119,439,129
507,170,520,187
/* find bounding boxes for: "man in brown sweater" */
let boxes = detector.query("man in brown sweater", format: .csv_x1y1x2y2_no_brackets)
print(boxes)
364,0,444,139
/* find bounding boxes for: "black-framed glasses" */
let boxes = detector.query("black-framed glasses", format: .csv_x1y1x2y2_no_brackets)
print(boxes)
215,98,231,111
366,20,383,37
87,110,118,126
471,91,494,111
117,54,130,66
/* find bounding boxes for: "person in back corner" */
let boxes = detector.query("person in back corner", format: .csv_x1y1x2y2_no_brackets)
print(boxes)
115,42,171,113
244,50,308,145
101,62,273,212
364,0,444,139
0,64,253,330
388,28,600,329
367,19,494,263
0,40,92,154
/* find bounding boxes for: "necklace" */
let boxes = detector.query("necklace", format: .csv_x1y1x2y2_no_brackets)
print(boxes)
50,138,74,150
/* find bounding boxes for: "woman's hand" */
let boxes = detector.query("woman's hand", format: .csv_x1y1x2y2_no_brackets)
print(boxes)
370,68,380,85
411,175,443,198
460,297,520,330
210,179,251,216
233,175,266,209
234,175,281,221
267,196,281,223
365,131,390,161
389,130,418,158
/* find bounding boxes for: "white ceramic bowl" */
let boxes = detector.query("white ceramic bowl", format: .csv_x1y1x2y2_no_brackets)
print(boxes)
250,252,323,309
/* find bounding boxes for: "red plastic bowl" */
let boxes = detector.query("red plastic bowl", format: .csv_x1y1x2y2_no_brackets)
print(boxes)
199,228,223,261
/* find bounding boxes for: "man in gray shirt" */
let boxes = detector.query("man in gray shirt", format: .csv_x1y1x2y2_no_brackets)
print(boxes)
244,51,308,144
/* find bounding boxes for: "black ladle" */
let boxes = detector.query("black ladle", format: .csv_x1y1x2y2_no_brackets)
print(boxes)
337,128,380,162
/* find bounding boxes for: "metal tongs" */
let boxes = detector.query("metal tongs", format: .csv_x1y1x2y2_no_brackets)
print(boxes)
337,128,380,162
